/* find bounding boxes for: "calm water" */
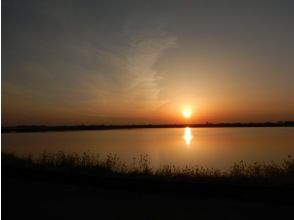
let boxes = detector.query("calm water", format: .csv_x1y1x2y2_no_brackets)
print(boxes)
2,127,294,170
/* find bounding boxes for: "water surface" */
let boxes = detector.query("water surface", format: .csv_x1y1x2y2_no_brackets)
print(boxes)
2,127,294,170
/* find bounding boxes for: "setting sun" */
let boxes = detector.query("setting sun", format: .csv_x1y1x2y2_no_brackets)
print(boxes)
182,107,192,119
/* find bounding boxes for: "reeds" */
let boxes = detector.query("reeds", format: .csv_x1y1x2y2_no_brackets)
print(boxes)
2,152,294,186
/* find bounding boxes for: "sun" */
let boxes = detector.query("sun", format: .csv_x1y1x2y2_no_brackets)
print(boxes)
182,107,192,119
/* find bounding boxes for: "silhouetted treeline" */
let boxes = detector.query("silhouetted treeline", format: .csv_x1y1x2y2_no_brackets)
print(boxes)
2,121,294,133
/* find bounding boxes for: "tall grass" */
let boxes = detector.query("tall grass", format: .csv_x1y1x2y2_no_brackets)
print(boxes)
2,152,294,186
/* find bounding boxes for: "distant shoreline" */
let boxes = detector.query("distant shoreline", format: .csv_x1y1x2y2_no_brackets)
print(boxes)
2,121,294,133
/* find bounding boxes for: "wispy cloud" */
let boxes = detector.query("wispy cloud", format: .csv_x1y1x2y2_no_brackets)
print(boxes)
74,26,177,117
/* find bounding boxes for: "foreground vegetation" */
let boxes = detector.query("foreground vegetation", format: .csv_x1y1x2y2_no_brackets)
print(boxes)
3,152,294,186
3,152,294,202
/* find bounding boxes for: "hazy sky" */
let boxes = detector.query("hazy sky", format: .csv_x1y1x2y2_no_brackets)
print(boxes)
2,0,294,125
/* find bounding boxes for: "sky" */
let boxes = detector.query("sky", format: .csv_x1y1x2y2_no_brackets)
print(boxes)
2,0,294,125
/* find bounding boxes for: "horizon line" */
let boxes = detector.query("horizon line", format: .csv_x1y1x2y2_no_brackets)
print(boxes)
2,121,294,133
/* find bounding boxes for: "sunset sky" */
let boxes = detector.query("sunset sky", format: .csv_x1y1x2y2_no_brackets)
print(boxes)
2,0,294,125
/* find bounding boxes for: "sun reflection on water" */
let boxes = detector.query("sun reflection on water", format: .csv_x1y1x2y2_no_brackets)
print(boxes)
183,127,193,146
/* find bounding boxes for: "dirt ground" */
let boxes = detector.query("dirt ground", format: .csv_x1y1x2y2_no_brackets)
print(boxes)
2,177,294,220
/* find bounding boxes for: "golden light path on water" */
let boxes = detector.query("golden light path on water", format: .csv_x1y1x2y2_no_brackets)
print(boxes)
183,127,193,146
2,128,294,170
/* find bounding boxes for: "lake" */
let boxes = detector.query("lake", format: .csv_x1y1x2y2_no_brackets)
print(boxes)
2,127,294,170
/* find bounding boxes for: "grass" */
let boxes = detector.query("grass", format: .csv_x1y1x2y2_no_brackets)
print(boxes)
3,151,294,202
2,151,294,185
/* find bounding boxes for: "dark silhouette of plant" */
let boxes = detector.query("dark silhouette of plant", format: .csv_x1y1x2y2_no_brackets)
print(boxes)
2,152,294,187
